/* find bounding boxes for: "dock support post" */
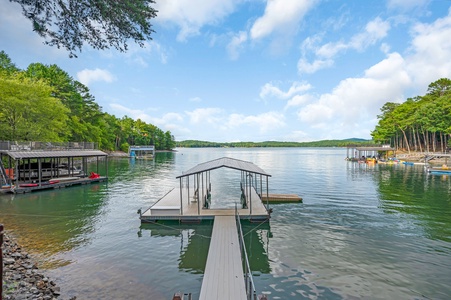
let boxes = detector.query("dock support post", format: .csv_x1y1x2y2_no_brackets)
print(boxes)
179,177,183,216
0,224,3,299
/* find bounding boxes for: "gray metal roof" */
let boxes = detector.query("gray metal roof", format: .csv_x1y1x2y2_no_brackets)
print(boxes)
0,150,108,159
176,157,271,178
355,147,395,151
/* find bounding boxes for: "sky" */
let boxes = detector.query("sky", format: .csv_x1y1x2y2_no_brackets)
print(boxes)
1,0,451,143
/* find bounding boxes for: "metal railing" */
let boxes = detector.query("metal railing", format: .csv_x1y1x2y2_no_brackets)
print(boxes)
0,141,98,151
235,204,258,300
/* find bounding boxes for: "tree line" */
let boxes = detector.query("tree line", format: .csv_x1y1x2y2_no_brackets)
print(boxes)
371,78,451,153
177,139,374,148
0,51,175,151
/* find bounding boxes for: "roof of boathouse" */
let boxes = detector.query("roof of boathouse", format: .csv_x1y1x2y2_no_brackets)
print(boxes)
1,150,108,160
354,146,395,151
176,157,271,178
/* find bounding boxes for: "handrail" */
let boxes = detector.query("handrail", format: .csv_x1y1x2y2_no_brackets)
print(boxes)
235,204,258,300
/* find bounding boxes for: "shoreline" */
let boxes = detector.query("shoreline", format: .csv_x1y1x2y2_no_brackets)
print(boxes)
2,230,75,300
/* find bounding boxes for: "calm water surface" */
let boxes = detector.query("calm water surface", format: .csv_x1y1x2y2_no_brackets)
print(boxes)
1,148,450,299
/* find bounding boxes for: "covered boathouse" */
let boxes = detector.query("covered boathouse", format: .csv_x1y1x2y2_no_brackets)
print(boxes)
0,141,108,194
140,157,272,222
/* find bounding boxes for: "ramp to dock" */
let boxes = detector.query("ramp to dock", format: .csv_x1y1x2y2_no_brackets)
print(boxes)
199,216,247,300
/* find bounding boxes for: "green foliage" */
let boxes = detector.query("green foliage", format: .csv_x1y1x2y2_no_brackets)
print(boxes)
176,139,374,148
0,51,175,151
372,78,451,152
0,74,69,141
11,0,158,57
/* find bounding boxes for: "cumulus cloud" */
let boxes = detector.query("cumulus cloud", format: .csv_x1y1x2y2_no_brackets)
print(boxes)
185,108,224,124
250,0,316,40
260,81,312,99
298,17,390,74
155,0,238,41
297,52,410,129
387,0,429,10
189,97,202,102
226,111,286,133
406,10,451,89
227,31,248,60
77,69,115,86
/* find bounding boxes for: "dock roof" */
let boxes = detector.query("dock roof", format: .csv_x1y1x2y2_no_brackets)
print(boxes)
0,150,108,160
177,157,271,178
354,147,395,151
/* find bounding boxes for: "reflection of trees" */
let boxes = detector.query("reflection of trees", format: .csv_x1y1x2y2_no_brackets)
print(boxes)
374,165,451,242
0,184,107,267
139,220,272,275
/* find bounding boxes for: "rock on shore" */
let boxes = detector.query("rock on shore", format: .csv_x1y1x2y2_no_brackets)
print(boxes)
2,232,75,300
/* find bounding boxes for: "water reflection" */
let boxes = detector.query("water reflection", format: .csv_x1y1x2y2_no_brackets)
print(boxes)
138,221,272,280
0,183,107,267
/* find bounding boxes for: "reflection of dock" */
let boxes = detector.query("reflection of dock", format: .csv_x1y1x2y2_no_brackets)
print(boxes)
199,216,246,300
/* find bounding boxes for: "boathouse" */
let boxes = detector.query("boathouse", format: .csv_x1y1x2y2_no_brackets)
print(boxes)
0,141,108,194
129,145,155,159
346,145,396,161
140,157,272,222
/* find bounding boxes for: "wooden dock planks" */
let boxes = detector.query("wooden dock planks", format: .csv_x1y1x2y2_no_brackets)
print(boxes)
199,216,247,300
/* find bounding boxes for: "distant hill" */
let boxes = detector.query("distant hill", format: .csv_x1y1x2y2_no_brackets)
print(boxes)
176,139,375,148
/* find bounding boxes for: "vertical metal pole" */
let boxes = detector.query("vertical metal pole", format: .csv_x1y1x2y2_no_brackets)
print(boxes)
179,177,183,215
105,155,109,178
1,223,3,300
260,174,262,199
187,176,190,201
197,173,200,215
266,176,269,210
201,172,204,207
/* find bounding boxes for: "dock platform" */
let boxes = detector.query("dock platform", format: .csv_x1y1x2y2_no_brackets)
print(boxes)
199,216,247,300
3,177,108,194
140,187,269,222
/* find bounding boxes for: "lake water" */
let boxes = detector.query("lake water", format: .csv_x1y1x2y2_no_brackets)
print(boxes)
1,148,450,299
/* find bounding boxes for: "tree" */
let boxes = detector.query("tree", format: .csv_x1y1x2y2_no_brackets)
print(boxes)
0,51,20,75
11,0,158,57
0,74,69,141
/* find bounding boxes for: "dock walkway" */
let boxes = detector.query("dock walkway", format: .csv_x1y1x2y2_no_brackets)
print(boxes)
199,215,247,300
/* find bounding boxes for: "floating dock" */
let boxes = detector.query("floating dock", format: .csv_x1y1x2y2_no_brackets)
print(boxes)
140,157,272,222
140,186,269,222
199,216,247,300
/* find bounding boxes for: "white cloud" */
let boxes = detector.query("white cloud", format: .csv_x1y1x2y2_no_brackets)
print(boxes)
250,0,316,40
227,31,248,60
260,81,312,99
406,9,451,90
77,69,115,86
296,52,411,134
226,111,286,133
387,0,429,10
298,17,390,74
155,0,238,41
189,97,202,102
185,108,224,124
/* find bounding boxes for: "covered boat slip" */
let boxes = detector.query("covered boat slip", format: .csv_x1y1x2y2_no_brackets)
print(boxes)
140,157,272,222
0,141,108,193
140,185,268,221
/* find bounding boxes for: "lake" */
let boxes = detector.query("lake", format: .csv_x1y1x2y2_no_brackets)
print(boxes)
1,147,450,299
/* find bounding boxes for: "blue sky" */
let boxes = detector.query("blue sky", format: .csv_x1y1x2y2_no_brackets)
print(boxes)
1,0,451,142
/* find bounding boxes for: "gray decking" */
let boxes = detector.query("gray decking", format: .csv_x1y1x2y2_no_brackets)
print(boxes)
140,186,269,222
199,216,247,300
